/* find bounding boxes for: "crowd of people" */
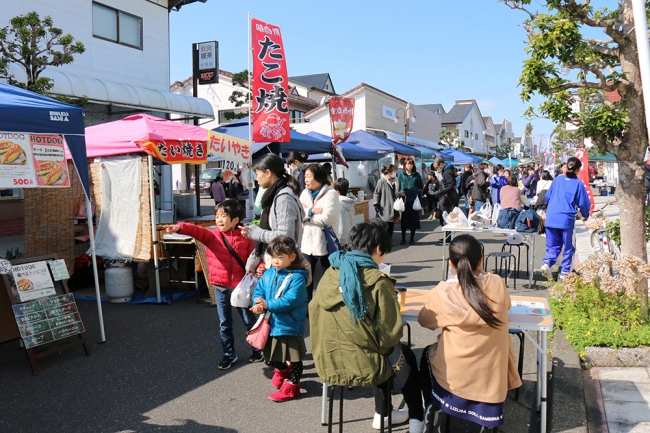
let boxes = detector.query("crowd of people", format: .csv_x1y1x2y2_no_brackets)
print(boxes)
160,152,603,432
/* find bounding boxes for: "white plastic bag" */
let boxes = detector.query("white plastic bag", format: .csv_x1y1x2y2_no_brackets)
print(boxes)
230,274,258,308
442,206,469,227
480,202,492,221
491,203,501,227
412,196,422,211
394,197,406,212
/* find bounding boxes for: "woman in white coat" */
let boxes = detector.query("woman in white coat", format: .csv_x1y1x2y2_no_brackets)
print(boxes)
300,163,340,300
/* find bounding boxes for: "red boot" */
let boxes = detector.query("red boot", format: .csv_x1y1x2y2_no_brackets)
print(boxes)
271,368,290,389
268,380,300,402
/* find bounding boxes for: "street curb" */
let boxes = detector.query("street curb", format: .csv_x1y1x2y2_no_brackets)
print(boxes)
583,368,609,433
584,347,650,367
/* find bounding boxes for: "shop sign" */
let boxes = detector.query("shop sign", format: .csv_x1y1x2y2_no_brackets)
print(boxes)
140,139,207,164
207,131,252,165
11,261,56,302
194,41,218,85
381,105,395,121
11,293,84,349
0,132,71,188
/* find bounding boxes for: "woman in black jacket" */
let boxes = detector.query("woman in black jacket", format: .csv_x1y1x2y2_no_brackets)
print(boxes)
431,158,459,245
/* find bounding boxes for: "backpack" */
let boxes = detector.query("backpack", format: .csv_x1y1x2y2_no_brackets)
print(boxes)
515,209,540,233
497,208,519,229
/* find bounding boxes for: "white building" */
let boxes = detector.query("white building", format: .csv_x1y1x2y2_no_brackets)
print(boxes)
3,0,213,126
493,118,515,152
432,99,488,156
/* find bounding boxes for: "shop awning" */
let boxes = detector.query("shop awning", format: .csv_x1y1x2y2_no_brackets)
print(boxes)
42,70,214,119
589,152,617,162
381,130,444,149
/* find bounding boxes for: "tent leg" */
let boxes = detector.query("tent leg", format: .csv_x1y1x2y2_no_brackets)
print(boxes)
149,155,161,303
86,198,106,342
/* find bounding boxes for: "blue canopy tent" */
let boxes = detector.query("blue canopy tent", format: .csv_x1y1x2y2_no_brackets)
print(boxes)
489,156,505,165
0,83,105,341
346,130,421,157
305,131,386,161
212,117,332,156
441,148,481,165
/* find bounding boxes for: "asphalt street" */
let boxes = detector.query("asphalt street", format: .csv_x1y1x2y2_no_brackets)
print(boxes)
0,212,587,433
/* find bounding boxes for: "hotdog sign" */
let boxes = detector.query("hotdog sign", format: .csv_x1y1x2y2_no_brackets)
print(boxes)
0,132,70,188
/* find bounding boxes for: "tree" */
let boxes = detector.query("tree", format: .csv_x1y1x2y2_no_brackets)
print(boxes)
493,133,514,160
439,128,463,148
503,0,649,268
550,123,582,163
0,12,85,98
523,122,534,157
223,69,250,121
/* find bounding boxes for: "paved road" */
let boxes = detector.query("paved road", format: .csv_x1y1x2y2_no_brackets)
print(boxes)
0,213,586,433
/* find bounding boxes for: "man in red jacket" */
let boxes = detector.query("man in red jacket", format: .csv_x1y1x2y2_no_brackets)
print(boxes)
164,199,261,370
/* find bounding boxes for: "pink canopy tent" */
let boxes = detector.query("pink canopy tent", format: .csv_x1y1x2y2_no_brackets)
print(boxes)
67,113,210,303
66,113,208,159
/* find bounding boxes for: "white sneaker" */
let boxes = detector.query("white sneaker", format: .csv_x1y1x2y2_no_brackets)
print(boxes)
372,409,409,429
539,263,552,279
409,418,425,433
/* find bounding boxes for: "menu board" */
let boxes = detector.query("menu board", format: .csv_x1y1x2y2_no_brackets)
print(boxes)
48,259,70,281
11,293,85,349
11,261,56,302
0,132,70,188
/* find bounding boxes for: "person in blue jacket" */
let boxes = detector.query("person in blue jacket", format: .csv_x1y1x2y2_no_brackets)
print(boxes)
250,235,310,402
540,157,591,280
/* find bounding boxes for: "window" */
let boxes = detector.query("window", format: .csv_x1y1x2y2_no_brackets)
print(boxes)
92,2,142,49
0,189,23,200
290,110,305,124
464,130,469,138
475,133,478,140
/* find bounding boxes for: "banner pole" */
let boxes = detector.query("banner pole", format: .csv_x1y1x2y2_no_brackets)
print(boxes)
247,12,255,219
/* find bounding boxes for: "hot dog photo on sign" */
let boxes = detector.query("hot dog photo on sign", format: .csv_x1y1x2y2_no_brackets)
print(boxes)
30,134,70,187
0,139,27,165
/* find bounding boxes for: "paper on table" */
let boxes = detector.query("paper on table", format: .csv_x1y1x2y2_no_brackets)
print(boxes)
511,300,547,315
162,233,193,241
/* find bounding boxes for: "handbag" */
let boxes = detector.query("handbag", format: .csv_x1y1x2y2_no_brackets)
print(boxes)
412,196,422,211
246,272,293,350
323,225,343,255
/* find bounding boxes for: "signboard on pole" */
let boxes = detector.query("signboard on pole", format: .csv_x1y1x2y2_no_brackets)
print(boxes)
193,41,218,85
251,19,290,143
328,97,355,168
0,132,70,188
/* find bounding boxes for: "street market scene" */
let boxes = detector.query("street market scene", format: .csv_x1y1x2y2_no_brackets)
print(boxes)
2,1,650,432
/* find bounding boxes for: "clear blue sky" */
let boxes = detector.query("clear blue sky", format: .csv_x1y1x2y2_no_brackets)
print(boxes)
169,0,557,143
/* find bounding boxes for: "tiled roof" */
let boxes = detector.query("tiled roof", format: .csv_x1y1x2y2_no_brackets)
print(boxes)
289,73,332,92
440,103,473,124
419,104,445,114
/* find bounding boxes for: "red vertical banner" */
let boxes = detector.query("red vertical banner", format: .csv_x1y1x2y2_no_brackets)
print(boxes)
251,19,290,143
575,148,595,212
328,97,355,168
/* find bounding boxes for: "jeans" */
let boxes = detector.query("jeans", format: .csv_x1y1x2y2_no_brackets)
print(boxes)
214,287,258,357
474,200,485,212
460,195,470,216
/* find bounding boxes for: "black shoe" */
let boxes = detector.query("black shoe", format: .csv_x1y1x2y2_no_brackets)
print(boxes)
434,240,445,246
400,239,406,245
218,355,238,370
409,239,415,245
248,351,264,363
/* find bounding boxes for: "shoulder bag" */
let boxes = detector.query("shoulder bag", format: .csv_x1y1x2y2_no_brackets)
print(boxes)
246,272,293,351
221,232,246,271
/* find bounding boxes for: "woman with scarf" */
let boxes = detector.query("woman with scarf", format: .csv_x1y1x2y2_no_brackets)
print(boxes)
309,220,425,433
241,154,304,276
299,163,340,301
287,150,309,193
397,156,424,245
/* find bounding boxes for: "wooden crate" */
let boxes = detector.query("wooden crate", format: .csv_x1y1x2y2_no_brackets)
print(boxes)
353,200,369,222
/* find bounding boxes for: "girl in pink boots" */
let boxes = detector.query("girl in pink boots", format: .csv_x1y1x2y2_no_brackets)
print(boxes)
250,236,309,402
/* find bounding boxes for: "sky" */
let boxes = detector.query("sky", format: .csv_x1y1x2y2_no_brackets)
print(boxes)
169,0,568,144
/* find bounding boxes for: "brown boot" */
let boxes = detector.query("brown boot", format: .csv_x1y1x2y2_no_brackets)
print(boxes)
271,368,290,389
268,380,300,402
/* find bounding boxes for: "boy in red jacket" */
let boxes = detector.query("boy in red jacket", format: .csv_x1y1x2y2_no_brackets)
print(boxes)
164,199,260,370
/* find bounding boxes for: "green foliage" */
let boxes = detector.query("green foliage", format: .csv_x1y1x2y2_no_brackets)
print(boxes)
551,278,650,357
223,69,250,121
605,206,650,246
439,128,462,148
0,12,85,96
4,247,23,260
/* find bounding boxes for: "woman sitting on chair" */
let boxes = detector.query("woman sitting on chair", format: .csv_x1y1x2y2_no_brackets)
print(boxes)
418,234,521,432
310,219,425,433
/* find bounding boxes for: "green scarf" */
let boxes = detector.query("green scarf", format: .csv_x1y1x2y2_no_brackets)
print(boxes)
328,250,378,323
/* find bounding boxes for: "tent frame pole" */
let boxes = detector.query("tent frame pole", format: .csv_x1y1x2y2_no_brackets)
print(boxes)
86,197,105,342
149,155,161,303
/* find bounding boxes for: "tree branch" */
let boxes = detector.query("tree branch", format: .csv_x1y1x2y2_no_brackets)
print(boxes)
547,80,604,93
582,36,615,44
502,1,537,20
587,42,619,57
560,0,625,43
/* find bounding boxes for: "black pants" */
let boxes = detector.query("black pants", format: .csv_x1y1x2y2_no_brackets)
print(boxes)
374,343,424,421
387,221,395,237
437,210,451,243
304,253,330,300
